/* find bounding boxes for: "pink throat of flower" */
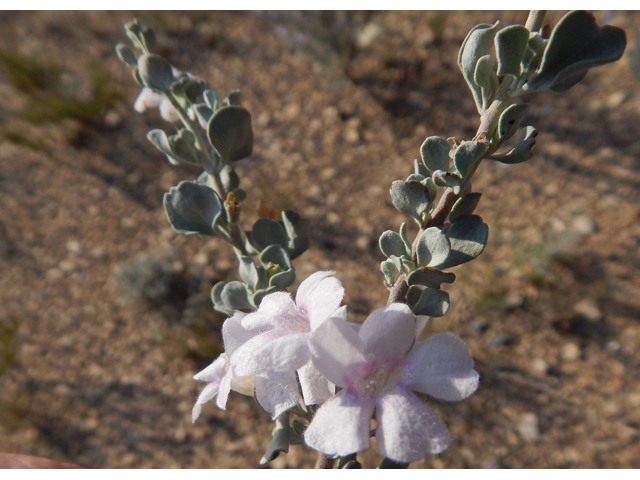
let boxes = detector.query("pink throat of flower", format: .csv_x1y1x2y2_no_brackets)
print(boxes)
346,358,404,398
277,309,310,333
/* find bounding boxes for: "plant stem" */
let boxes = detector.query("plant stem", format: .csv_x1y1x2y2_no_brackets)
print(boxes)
164,91,227,198
525,10,547,33
387,274,408,305
314,453,336,469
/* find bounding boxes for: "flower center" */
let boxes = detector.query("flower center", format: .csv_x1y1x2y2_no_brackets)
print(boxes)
349,360,403,398
276,309,310,333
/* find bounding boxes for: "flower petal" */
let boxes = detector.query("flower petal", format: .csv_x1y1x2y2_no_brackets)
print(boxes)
192,382,220,423
221,312,251,355
193,353,228,383
252,332,311,372
230,329,283,377
215,371,232,410
359,304,416,360
134,88,162,112
230,374,255,397
255,370,300,419
242,292,295,331
159,97,180,122
405,332,478,401
309,317,366,387
376,388,452,462
295,271,344,331
297,361,334,405
304,391,374,457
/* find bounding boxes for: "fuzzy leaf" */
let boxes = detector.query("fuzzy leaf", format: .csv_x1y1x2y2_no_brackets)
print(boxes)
453,141,488,179
260,413,290,465
260,244,292,271
281,210,310,260
381,259,399,285
489,126,538,164
223,89,242,106
148,129,188,166
439,215,488,269
431,170,462,195
269,269,296,288
527,10,626,93
458,21,501,113
253,286,279,307
239,256,259,288
407,267,456,289
137,54,174,91
221,281,254,311
497,104,528,143
399,223,412,256
414,158,430,177
115,43,137,65
420,136,451,172
194,103,214,129
379,231,409,259
220,165,240,193
416,227,451,268
390,180,432,224
163,181,222,236
411,287,450,317
251,218,286,251
168,128,199,164
203,89,217,110
449,192,482,223
207,105,254,163
495,25,530,77
474,54,498,111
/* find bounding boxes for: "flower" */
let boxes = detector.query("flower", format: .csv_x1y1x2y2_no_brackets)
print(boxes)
304,303,479,463
230,271,345,417
133,66,189,123
191,312,255,423
134,87,180,123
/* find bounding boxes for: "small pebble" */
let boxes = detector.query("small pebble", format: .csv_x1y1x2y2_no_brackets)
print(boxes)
66,240,82,254
571,215,596,235
561,343,581,362
518,412,540,443
573,299,603,322
530,358,549,375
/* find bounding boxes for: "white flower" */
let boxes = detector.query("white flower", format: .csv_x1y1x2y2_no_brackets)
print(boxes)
230,271,345,417
133,66,187,123
305,303,479,463
134,88,180,123
191,312,255,423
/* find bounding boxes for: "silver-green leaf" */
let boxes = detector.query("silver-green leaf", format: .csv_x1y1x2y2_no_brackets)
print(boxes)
439,215,488,269
163,181,222,236
416,227,451,268
420,136,451,172
207,105,254,163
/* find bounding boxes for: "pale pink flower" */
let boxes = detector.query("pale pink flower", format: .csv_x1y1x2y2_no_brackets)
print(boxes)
305,303,479,463
133,66,188,123
191,312,255,423
230,271,345,417
134,88,180,123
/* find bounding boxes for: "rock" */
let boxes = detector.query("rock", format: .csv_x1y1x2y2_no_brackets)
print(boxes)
571,215,596,235
356,22,382,49
518,412,541,443
561,343,581,362
573,299,603,322
66,240,82,254
530,357,549,375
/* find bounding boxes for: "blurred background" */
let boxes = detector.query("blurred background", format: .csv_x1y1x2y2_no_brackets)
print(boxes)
0,11,639,468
